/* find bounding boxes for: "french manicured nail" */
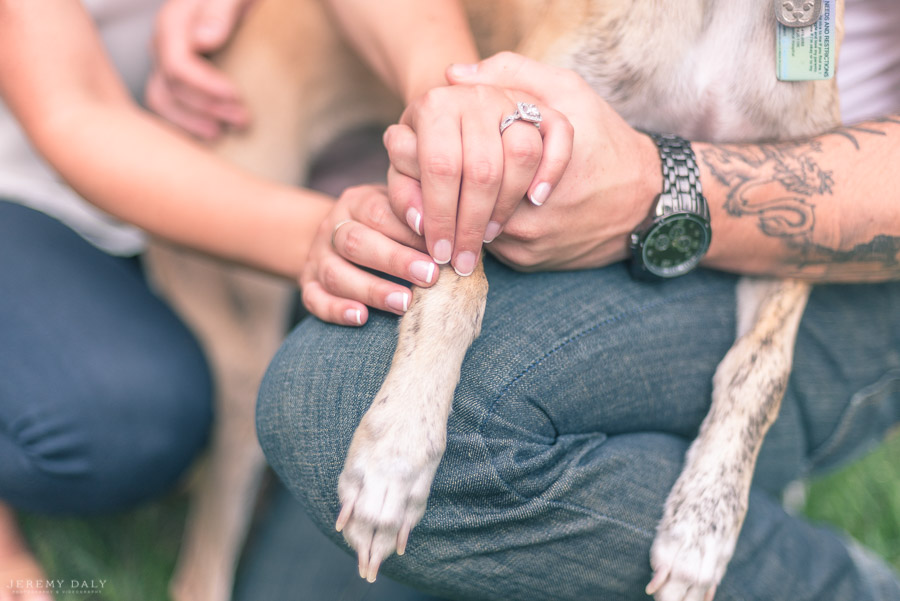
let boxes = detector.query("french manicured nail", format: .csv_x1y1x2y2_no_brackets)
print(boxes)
449,63,478,78
406,207,422,235
344,308,362,325
530,182,551,206
453,251,477,277
385,291,410,312
410,260,436,284
433,239,452,264
483,221,502,243
406,207,422,236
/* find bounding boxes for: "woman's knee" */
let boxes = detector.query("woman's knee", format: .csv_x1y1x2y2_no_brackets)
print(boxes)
0,364,211,514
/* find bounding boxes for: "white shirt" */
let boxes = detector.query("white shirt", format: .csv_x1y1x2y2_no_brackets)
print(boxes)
838,0,900,123
0,0,163,255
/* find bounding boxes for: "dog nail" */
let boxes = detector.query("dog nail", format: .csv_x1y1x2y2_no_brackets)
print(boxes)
453,251,476,277
433,239,452,264
410,260,436,284
483,221,502,243
529,182,551,206
344,308,362,325
645,566,670,595
386,291,410,313
406,207,422,235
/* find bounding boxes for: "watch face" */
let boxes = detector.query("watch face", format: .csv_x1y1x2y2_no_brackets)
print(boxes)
640,213,711,278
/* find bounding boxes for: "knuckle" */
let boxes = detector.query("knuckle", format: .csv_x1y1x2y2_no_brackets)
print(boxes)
319,260,342,293
543,153,571,176
300,285,318,312
341,226,364,259
463,158,501,189
506,137,542,166
556,116,575,141
505,246,541,269
423,154,460,181
425,211,457,232
419,87,448,110
364,196,391,229
503,218,541,243
456,222,488,243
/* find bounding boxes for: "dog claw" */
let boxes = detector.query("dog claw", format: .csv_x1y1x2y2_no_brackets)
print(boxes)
366,559,381,583
646,565,670,596
336,498,355,532
396,522,411,556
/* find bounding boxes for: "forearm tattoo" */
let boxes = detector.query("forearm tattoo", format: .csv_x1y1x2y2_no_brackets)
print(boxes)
701,115,900,280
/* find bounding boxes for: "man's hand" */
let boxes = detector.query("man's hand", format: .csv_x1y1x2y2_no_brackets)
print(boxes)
146,0,255,140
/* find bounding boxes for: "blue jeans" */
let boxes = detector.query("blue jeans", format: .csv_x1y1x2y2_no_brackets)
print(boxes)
258,254,900,601
0,201,212,514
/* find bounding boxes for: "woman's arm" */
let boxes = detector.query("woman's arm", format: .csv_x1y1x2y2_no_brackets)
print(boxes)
323,0,479,103
0,2,331,279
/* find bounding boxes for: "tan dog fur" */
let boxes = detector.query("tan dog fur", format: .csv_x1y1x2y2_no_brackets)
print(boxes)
146,1,842,600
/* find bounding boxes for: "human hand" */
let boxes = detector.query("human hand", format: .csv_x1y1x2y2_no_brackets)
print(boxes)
382,82,574,276
146,0,254,140
389,52,661,272
443,52,663,272
301,185,438,326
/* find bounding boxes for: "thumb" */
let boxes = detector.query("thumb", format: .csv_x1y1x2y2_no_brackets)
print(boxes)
446,51,557,99
192,0,251,51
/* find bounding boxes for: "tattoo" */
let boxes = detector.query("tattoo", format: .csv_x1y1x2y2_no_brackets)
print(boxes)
701,115,900,279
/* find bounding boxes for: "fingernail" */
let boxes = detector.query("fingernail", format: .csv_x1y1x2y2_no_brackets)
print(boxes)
385,291,410,313
449,63,478,78
410,260,436,284
344,308,362,325
530,182,551,206
483,221,503,243
406,207,422,235
433,239,452,264
453,251,477,277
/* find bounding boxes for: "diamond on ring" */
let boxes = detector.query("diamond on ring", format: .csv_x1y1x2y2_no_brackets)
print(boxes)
500,102,542,134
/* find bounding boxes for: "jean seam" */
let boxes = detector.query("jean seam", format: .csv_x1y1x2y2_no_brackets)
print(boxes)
479,288,711,434
475,288,712,510
806,367,900,470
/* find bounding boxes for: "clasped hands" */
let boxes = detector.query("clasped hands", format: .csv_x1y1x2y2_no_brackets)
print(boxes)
305,52,660,325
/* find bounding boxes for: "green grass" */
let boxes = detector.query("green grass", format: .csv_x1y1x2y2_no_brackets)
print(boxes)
18,494,187,601
16,434,900,601
804,431,900,572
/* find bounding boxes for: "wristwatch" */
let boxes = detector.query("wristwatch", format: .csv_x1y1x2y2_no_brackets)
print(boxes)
629,133,711,279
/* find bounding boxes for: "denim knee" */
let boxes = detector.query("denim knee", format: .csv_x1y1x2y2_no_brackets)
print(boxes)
0,366,211,514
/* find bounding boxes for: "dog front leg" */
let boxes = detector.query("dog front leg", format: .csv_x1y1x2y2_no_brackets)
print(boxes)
648,278,812,601
336,262,488,582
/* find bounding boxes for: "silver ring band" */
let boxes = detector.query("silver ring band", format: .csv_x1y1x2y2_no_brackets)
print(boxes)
331,219,353,248
500,102,542,135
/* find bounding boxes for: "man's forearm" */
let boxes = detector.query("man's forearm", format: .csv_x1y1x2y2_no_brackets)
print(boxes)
323,0,479,103
699,115,900,282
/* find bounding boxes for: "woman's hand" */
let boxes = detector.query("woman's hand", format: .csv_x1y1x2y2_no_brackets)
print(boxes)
392,52,661,272
146,0,255,139
301,185,439,326
384,83,574,276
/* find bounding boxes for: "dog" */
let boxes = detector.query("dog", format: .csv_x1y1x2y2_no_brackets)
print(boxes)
145,1,842,600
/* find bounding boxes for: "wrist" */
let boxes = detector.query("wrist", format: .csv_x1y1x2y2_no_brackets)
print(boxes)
628,133,712,279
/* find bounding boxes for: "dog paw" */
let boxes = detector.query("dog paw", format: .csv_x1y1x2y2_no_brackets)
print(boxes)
336,396,445,582
646,473,744,601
